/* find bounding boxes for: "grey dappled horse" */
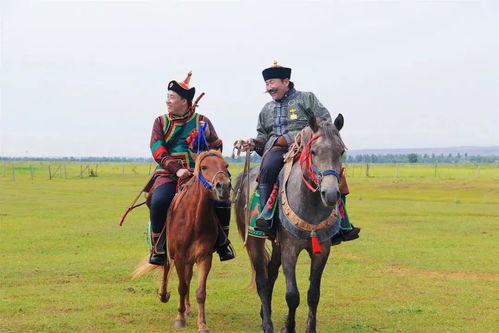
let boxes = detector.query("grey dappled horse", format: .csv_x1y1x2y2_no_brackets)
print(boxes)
234,114,346,333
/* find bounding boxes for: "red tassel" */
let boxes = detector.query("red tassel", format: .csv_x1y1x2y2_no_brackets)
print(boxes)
310,231,322,254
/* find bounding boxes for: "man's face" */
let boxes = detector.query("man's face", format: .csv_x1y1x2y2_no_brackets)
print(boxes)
265,78,290,101
166,91,188,115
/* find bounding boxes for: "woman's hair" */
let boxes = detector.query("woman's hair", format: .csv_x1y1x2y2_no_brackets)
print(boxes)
288,81,295,89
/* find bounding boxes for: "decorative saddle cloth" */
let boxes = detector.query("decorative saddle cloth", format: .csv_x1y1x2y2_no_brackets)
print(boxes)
247,162,342,242
248,185,279,238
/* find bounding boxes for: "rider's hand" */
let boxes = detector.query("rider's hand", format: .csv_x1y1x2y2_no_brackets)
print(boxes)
242,139,256,152
176,168,192,179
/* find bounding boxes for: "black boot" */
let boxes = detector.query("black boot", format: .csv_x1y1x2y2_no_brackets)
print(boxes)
214,202,235,261
331,195,360,246
255,183,273,230
149,232,166,266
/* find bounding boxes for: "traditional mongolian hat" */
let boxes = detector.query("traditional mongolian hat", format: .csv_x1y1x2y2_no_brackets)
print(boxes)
262,61,292,81
168,71,196,101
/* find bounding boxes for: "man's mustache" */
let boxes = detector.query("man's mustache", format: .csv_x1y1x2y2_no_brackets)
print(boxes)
265,88,278,94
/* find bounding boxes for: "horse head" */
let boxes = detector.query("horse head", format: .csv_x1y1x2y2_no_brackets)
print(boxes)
193,150,232,202
302,113,346,207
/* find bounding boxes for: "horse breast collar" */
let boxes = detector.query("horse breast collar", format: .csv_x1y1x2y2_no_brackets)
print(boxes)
280,159,339,233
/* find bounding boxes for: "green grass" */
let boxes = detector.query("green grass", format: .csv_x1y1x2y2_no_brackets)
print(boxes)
1,163,498,332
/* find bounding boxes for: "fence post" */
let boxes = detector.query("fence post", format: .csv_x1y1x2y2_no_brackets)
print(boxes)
30,165,34,180
366,163,370,177
12,167,15,181
49,165,52,180
396,163,399,178
122,164,125,176
476,165,480,177
434,164,437,177
64,165,67,179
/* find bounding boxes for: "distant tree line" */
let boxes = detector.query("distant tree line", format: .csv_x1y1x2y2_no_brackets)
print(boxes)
0,156,154,162
1,153,496,164
344,153,498,164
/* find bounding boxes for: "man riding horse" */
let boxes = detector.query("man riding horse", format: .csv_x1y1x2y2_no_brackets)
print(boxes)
148,71,235,265
242,62,360,244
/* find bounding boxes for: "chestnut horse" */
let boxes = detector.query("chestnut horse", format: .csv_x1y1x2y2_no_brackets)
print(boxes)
135,150,231,333
234,114,346,333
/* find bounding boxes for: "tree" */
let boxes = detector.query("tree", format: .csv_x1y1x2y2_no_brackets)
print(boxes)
408,153,418,163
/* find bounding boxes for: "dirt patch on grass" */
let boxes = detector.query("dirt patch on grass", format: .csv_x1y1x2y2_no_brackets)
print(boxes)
385,265,499,280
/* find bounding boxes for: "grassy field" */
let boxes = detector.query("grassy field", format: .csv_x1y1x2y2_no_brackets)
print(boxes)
1,162,498,332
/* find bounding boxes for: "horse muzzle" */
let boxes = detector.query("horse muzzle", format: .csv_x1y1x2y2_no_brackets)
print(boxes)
320,188,340,207
214,181,231,202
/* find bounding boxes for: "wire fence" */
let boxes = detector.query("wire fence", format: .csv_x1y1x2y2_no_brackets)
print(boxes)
1,161,498,181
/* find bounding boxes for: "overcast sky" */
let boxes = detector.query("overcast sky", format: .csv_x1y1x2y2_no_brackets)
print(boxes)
1,0,498,157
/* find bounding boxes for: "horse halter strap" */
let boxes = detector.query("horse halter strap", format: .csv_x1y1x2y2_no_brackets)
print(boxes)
300,133,341,192
198,170,228,191
196,153,230,191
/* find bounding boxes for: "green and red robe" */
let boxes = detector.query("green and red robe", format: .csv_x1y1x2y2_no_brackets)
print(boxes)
149,110,222,193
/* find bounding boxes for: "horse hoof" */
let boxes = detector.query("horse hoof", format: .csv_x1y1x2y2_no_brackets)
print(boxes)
158,291,170,303
174,319,186,328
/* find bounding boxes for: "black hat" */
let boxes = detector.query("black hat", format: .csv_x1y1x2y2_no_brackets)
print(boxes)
262,61,292,81
168,71,195,101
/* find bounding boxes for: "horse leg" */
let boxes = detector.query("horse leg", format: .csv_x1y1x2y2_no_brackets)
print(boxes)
251,239,274,333
174,261,191,328
305,248,330,333
159,259,173,303
185,263,193,317
196,256,213,333
267,242,281,316
281,246,301,333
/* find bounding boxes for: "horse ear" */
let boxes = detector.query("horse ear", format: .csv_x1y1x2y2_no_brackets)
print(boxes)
334,113,344,131
306,111,319,133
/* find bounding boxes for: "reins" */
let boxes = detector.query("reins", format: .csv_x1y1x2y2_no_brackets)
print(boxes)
232,139,252,245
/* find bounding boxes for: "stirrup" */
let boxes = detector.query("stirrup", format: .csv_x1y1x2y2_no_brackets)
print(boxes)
254,215,272,231
149,251,166,266
216,243,235,261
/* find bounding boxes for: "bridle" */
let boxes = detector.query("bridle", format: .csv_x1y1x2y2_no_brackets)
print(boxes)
196,153,231,191
299,133,341,192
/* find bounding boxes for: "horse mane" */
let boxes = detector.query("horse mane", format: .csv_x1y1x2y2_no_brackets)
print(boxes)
318,119,346,151
301,119,346,150
192,149,224,177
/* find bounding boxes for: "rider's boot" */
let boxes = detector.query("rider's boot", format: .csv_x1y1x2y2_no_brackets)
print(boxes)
255,183,274,231
214,201,235,261
331,195,361,246
149,232,166,266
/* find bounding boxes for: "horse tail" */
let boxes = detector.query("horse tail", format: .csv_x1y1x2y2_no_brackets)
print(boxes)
233,166,270,289
132,256,161,279
233,172,248,242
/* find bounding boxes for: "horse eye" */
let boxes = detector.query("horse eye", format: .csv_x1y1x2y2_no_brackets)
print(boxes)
341,150,345,156
201,165,208,170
